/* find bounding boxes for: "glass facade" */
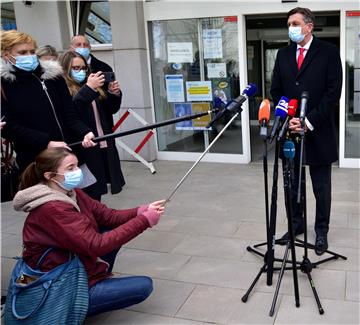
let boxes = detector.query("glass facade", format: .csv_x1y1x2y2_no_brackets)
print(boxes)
1,2,16,31
148,17,242,155
345,11,360,158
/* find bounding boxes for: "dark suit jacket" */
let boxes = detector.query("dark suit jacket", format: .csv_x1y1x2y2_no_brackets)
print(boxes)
270,36,342,165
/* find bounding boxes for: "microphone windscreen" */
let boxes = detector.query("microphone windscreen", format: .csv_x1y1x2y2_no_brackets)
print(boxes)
283,140,295,159
301,91,309,100
258,99,270,123
242,83,257,97
288,99,298,117
274,96,289,119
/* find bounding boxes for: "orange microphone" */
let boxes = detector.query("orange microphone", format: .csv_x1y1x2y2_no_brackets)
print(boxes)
258,99,271,139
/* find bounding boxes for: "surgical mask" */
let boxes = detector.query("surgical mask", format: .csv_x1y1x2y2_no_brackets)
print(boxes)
53,169,84,191
71,69,86,83
288,26,305,43
11,54,39,72
75,47,90,60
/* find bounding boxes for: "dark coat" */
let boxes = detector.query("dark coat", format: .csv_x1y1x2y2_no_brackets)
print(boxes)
73,84,125,198
0,59,91,171
89,54,112,73
270,36,342,165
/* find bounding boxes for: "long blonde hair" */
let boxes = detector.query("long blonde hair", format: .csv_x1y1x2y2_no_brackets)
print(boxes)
59,50,106,99
1,30,37,55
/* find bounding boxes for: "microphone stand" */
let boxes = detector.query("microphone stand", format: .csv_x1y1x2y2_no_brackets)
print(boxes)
242,130,297,303
269,144,300,316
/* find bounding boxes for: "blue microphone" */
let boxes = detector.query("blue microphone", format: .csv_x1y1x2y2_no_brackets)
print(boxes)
283,140,295,159
268,96,289,143
207,83,257,127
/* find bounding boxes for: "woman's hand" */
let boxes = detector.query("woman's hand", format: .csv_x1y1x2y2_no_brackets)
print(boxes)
47,141,71,150
82,132,97,148
148,199,166,216
86,71,105,91
108,81,121,97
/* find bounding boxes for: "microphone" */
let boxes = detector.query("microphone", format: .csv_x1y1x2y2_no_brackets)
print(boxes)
268,96,289,143
283,140,295,159
277,99,298,141
258,99,270,139
299,91,309,120
283,139,296,180
207,83,257,128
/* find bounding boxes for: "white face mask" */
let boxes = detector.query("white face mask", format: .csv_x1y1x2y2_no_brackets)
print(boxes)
288,26,305,43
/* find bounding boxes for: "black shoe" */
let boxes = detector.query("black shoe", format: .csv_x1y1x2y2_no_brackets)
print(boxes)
315,235,328,255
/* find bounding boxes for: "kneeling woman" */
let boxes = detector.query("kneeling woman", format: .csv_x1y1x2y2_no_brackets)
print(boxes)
13,148,165,316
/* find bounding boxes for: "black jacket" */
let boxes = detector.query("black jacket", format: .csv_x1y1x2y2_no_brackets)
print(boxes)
73,84,125,198
89,54,112,73
1,59,91,171
270,37,342,165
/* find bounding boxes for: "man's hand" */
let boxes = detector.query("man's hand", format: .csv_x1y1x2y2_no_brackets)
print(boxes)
289,117,308,133
86,71,105,90
82,132,97,148
108,81,121,97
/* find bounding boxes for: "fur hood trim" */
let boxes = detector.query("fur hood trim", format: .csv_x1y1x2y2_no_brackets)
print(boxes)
1,58,63,82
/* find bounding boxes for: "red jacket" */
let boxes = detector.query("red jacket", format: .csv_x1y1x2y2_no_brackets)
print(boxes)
21,189,150,287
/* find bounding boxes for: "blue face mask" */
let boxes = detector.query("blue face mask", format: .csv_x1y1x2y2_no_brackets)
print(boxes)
75,47,90,60
288,26,305,43
71,69,86,83
53,169,84,191
11,54,39,72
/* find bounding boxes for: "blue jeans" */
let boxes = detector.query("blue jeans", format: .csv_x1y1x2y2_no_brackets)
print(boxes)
87,228,153,316
87,276,153,316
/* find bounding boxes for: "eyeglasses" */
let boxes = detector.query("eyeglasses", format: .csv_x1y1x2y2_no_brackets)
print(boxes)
71,66,88,72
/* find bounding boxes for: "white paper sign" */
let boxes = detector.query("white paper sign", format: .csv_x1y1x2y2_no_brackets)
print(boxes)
203,29,223,59
354,92,360,114
354,69,360,92
207,63,227,78
186,81,212,101
165,75,185,103
167,42,193,63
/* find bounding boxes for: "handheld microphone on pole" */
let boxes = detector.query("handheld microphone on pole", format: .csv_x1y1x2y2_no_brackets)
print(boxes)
277,99,298,141
268,96,289,143
69,110,213,147
258,99,271,140
207,83,258,128
299,91,309,122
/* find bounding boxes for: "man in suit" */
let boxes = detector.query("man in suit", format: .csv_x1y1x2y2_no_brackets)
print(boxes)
270,7,342,255
70,34,113,73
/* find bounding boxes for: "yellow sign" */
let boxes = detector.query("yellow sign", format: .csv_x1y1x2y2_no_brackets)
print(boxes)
192,103,211,129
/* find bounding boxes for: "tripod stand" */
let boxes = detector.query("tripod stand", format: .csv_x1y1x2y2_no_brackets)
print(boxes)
269,140,300,316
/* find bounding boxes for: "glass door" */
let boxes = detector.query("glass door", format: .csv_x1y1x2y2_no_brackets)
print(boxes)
148,16,242,160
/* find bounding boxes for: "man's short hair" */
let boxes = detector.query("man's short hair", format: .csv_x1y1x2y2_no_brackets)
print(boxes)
287,7,315,26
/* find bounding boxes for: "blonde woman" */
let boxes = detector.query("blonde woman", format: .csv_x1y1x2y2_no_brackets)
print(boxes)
0,30,95,172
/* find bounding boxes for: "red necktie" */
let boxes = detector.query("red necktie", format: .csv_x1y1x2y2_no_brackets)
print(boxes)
298,48,305,70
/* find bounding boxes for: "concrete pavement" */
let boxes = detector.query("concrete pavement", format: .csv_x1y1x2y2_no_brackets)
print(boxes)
1,160,359,324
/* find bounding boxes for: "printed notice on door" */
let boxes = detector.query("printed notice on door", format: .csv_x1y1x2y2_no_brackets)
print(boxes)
165,75,185,102
186,81,212,101
167,42,193,63
203,29,223,59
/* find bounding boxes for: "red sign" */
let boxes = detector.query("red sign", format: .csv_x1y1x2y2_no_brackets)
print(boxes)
346,11,360,16
224,16,238,22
